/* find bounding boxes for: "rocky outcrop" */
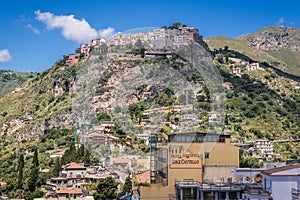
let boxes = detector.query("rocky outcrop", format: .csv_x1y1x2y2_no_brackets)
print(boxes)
242,27,300,52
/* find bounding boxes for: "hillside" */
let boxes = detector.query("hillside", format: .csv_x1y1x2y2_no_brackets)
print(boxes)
0,70,36,97
205,26,300,76
0,26,299,196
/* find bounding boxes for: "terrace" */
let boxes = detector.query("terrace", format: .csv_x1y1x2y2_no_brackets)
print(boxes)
171,179,244,200
292,188,300,200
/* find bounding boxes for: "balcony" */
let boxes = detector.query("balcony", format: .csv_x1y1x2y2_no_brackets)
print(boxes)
174,180,244,200
292,188,300,200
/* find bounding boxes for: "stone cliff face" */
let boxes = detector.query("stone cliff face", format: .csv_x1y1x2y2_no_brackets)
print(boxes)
241,27,300,52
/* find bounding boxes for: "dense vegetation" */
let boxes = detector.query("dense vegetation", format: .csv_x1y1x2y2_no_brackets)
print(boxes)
0,69,36,97
213,47,299,160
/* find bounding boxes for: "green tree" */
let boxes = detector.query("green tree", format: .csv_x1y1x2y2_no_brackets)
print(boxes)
172,22,182,29
97,112,111,122
249,127,263,139
33,148,39,168
240,157,261,168
224,114,229,125
78,144,85,161
52,157,61,177
94,177,119,200
28,149,39,192
155,92,169,106
122,176,132,195
83,149,91,164
28,190,44,200
203,84,210,102
17,153,24,189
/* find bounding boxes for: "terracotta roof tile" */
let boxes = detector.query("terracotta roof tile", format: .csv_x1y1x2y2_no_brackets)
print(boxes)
52,150,65,156
65,162,86,170
56,189,82,195
136,171,150,183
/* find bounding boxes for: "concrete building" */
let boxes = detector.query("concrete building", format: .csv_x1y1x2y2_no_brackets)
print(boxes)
261,164,300,200
86,131,108,146
242,186,270,200
223,82,233,90
111,158,133,171
234,168,263,183
232,68,242,77
63,54,79,66
139,132,240,199
56,189,82,200
50,150,65,158
61,163,87,178
207,112,221,123
246,63,261,71
254,140,273,156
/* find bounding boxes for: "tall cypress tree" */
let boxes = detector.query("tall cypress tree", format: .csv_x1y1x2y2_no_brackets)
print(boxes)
78,144,85,161
122,176,132,195
28,148,39,192
53,157,61,177
83,149,91,164
17,153,24,189
33,148,39,168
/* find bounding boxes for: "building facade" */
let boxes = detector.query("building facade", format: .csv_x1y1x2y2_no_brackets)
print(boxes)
139,132,239,199
261,164,300,200
254,140,274,157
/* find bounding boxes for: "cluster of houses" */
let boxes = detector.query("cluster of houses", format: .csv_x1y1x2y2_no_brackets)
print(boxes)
62,26,206,67
45,152,150,199
44,161,118,199
236,139,283,161
228,57,264,77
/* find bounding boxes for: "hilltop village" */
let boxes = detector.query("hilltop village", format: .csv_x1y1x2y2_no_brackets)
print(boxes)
0,23,299,200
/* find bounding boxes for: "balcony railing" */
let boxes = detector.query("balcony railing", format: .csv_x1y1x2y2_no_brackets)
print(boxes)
292,188,300,197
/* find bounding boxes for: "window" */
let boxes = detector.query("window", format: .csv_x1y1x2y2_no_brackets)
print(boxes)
206,135,217,142
204,152,209,158
197,136,204,143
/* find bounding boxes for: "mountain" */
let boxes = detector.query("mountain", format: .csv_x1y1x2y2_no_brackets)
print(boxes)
0,25,299,190
205,26,300,76
0,70,36,97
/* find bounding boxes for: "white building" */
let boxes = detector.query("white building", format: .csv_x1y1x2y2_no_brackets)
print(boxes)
254,140,273,156
261,164,300,200
137,132,151,145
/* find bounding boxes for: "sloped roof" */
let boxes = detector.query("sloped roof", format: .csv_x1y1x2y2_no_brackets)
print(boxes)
112,158,131,164
136,170,150,183
261,164,300,176
56,189,82,195
51,150,65,156
64,162,86,170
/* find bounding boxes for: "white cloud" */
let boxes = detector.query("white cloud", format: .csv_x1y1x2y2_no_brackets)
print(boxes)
98,27,115,38
0,49,12,62
26,24,40,34
277,17,285,25
35,10,100,43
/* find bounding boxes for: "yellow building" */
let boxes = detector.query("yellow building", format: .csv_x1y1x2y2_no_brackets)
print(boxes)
140,132,239,199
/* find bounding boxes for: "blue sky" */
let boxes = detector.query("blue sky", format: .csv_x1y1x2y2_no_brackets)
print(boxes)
0,0,299,72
